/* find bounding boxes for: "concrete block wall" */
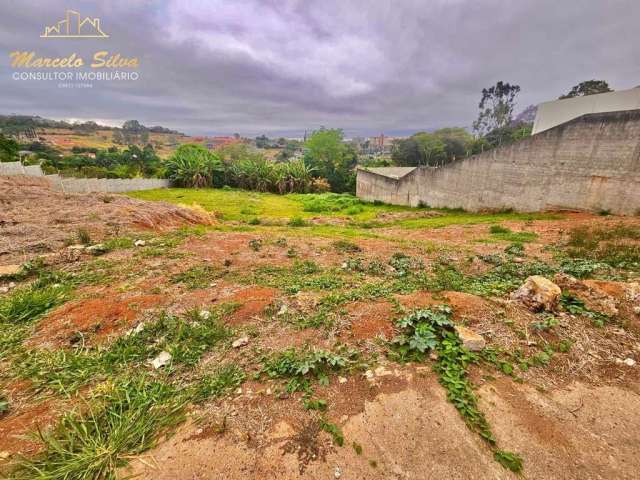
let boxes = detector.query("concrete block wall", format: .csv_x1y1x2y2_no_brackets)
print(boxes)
57,177,171,193
357,110,640,215
1,161,170,193
0,161,26,175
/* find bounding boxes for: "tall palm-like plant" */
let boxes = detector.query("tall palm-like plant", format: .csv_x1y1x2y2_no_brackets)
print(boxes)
165,144,223,188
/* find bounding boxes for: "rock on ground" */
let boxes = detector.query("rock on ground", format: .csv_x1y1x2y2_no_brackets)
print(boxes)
511,275,561,312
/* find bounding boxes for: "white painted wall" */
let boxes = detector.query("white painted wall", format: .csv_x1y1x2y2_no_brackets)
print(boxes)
532,87,640,134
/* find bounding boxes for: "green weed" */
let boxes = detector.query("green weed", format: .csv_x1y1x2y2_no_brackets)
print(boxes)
11,377,186,480
494,450,523,473
171,265,222,290
261,347,357,393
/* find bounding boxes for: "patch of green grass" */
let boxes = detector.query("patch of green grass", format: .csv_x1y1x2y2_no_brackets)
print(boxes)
0,284,69,324
488,225,538,243
11,306,235,394
171,265,223,290
11,377,187,480
76,228,92,246
566,224,640,268
288,216,308,227
129,188,551,229
192,365,246,402
331,239,362,253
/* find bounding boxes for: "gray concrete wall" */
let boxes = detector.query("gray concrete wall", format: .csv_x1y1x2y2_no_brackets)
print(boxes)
57,177,171,193
1,161,170,192
357,110,640,215
0,161,26,175
532,87,640,134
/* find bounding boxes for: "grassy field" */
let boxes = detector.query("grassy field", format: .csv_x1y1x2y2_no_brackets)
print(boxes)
128,188,559,229
5,182,639,479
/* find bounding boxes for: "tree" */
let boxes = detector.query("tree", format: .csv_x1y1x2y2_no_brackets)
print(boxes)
255,135,270,149
560,80,612,99
122,120,145,132
165,144,223,188
304,129,357,193
112,130,124,145
513,105,537,124
0,134,19,162
473,81,521,136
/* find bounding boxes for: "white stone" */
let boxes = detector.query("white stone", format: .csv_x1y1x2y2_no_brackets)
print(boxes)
624,358,636,367
364,370,374,379
67,244,86,251
338,376,348,384
277,304,288,316
374,366,392,377
150,351,172,369
199,310,211,320
334,466,342,479
134,239,146,247
232,336,249,348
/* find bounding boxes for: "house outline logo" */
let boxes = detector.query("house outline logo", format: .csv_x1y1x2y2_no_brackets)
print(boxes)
40,9,109,38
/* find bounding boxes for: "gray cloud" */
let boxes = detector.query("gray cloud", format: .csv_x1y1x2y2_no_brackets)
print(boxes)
1,0,639,136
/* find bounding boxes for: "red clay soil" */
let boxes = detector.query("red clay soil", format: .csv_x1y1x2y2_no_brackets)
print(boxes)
0,399,60,457
0,175,212,266
346,300,397,340
31,294,166,347
225,286,279,324
397,290,495,325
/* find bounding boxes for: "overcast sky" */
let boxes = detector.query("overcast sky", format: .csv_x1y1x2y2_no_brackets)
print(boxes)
1,0,639,137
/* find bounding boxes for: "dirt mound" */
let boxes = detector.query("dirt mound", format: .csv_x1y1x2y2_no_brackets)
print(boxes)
0,175,212,265
31,293,166,347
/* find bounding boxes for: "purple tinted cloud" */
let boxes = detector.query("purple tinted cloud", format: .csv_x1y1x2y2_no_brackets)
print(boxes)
1,0,639,136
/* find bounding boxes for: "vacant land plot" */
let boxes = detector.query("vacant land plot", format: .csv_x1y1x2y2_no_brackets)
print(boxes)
1,179,639,479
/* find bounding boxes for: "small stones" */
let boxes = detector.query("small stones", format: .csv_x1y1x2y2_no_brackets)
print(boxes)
150,351,172,369
619,358,636,367
334,466,342,479
232,336,249,348
374,366,392,377
134,239,146,247
86,244,107,256
364,370,374,380
454,325,486,352
277,304,288,316
338,376,348,384
199,310,211,320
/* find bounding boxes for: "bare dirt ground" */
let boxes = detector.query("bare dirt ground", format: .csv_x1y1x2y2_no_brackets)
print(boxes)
0,175,211,265
1,176,639,479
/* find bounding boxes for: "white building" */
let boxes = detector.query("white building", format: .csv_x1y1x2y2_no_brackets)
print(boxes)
532,86,640,134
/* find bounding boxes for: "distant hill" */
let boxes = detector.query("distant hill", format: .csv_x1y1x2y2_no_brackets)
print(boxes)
0,115,182,136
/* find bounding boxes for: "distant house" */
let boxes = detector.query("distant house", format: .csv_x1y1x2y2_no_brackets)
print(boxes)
532,86,640,134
